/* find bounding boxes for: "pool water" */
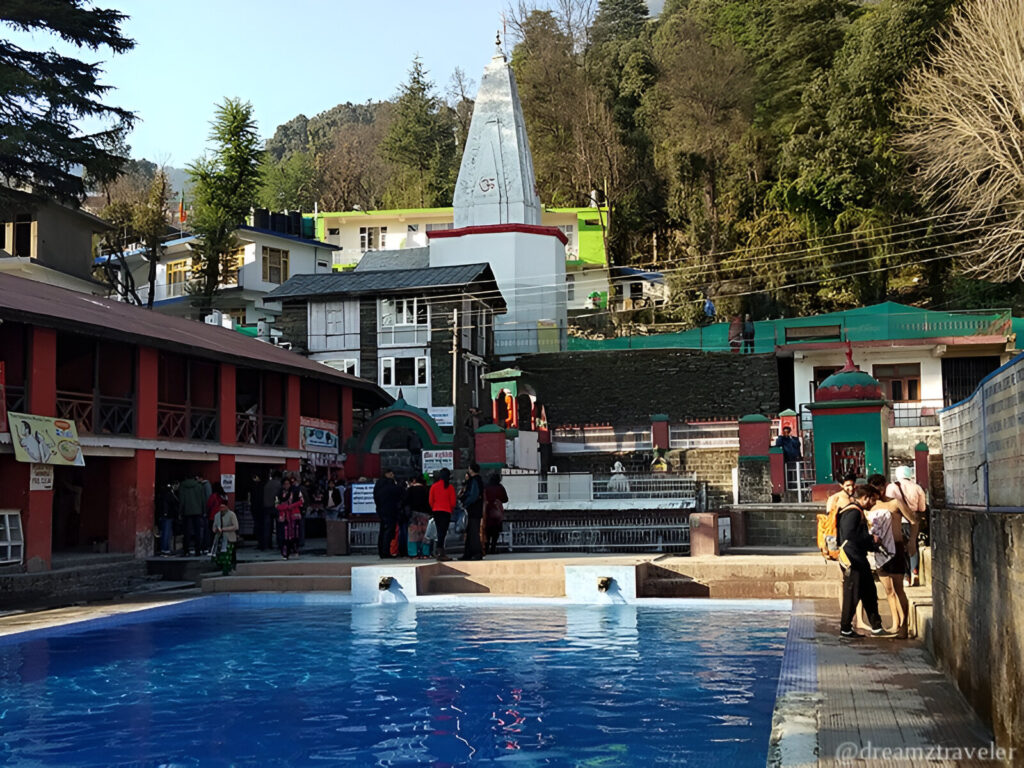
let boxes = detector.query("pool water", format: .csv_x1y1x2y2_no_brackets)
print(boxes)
0,597,788,767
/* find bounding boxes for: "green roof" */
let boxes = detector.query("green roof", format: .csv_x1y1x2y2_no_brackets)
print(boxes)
568,302,1024,353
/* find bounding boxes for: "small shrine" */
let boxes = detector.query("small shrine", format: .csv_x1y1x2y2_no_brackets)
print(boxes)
806,345,891,498
478,368,551,471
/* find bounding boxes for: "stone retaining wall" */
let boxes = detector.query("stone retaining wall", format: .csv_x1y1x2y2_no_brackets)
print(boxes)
735,506,819,547
931,507,1024,758
0,560,149,610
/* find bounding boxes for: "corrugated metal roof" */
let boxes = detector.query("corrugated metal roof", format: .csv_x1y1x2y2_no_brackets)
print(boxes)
355,248,431,271
0,274,390,404
266,263,503,305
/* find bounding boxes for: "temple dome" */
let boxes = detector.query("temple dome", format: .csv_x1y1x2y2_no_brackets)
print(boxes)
816,346,884,401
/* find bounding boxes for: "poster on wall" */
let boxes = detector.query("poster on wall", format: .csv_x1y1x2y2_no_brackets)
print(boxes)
30,463,53,491
8,412,85,466
426,407,454,428
349,483,376,514
220,474,235,493
301,417,340,454
421,450,454,473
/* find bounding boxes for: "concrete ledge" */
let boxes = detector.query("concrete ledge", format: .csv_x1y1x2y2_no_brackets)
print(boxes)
201,575,352,593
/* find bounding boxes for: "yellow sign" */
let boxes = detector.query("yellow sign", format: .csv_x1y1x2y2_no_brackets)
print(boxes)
8,412,85,466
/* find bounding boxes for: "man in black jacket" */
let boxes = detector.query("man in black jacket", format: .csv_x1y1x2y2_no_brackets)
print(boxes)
460,463,485,561
838,484,887,638
374,469,404,559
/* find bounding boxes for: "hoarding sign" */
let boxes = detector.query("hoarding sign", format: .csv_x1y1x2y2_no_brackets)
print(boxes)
350,483,376,515
30,464,53,491
422,450,454,473
426,407,454,428
301,417,340,454
8,412,85,466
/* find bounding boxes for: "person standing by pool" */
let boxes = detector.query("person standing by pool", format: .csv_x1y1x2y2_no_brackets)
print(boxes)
429,468,456,562
483,472,509,556
178,473,206,557
374,469,404,559
212,502,239,575
205,481,229,554
866,474,910,638
838,484,886,638
276,477,302,559
460,463,485,561
404,474,431,558
886,466,925,587
262,470,282,550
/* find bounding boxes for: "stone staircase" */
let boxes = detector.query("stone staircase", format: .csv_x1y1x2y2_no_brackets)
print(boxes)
638,555,843,599
201,560,355,593
418,560,568,597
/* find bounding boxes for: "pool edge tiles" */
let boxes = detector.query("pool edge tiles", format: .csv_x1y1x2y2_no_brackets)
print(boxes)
766,599,821,768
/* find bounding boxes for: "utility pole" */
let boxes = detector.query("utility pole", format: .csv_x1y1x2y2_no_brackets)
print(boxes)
451,306,459,413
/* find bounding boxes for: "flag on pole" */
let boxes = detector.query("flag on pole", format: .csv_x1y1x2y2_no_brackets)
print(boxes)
178,191,186,224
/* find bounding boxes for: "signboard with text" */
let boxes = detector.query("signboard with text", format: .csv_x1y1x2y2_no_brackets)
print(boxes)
426,407,454,428
30,464,54,491
9,412,85,466
220,474,235,493
422,450,455,473
301,416,340,454
349,483,376,515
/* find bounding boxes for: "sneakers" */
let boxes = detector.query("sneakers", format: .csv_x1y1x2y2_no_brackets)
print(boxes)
871,627,893,636
840,629,864,639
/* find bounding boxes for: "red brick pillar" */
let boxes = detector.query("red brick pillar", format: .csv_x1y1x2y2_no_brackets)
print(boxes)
738,414,771,456
23,327,57,571
218,363,236,445
340,386,353,443
285,374,301,451
475,425,507,469
108,449,156,556
915,442,929,497
651,414,669,452
136,347,158,439
285,457,300,473
770,447,785,496
689,512,721,556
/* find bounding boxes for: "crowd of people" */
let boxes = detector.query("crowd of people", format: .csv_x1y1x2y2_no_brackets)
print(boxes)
373,463,508,561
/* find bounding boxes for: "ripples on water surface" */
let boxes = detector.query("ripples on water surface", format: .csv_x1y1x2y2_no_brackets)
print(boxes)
0,599,787,767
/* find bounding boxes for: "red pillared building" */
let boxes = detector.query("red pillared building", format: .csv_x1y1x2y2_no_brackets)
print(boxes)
0,274,389,572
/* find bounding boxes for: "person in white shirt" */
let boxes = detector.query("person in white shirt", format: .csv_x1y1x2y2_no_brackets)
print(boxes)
886,466,926,586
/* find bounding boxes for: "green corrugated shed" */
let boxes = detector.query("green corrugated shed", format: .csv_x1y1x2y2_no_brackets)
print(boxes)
568,302,1023,353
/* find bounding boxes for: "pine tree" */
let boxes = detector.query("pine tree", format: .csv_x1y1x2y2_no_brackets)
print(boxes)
188,98,262,312
0,0,135,214
379,58,456,207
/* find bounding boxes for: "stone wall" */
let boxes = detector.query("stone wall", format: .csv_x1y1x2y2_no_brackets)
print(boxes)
931,507,1024,758
0,559,149,610
739,506,819,547
516,349,779,424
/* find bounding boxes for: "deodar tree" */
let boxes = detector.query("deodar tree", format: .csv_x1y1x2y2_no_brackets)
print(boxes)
188,98,262,313
899,0,1024,283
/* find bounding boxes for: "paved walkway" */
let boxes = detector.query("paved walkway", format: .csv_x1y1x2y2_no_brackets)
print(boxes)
772,600,1002,768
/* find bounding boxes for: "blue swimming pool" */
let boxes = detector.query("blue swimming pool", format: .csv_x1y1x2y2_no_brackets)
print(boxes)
0,597,788,767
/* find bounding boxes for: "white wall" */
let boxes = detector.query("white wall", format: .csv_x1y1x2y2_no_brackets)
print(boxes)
567,267,609,310
792,346,943,411
430,230,567,355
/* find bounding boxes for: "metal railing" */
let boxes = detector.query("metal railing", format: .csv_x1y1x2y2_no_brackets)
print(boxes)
56,391,94,432
890,399,942,428
5,385,25,416
590,473,698,500
785,460,815,501
157,404,218,441
668,421,739,450
236,412,285,446
346,517,691,554
96,396,134,434
551,426,653,453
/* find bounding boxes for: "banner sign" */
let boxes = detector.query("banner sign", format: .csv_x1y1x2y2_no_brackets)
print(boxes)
426,406,454,428
422,449,454,473
301,417,340,454
349,483,376,515
9,412,85,466
220,474,235,493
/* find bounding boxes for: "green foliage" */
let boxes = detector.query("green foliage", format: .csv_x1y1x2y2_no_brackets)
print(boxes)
379,57,457,208
0,0,135,214
258,150,317,211
188,98,262,308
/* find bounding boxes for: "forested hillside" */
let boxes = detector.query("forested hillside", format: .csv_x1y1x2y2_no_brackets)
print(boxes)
259,0,1024,320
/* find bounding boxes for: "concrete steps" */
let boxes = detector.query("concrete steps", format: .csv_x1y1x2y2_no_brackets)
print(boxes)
202,574,352,593
638,557,840,599
420,561,566,597
233,561,355,577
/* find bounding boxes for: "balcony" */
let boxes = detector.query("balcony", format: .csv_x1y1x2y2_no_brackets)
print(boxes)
56,391,134,435
157,403,218,441
236,412,285,446
5,385,25,416
889,399,942,428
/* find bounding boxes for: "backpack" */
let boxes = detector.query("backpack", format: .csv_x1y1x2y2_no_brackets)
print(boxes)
817,494,842,560
485,497,504,525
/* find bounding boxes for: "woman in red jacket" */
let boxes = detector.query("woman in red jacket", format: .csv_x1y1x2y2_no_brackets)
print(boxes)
428,467,457,561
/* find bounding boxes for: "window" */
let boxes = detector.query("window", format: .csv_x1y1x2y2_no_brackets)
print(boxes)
566,274,576,301
359,225,387,250
426,222,453,232
262,246,289,283
326,301,347,335
14,214,32,258
0,510,23,565
874,363,921,402
166,259,188,296
327,228,340,236
324,359,358,376
228,309,247,326
584,218,600,226
407,224,419,233
224,245,246,283
811,365,841,402
380,356,428,387
380,297,427,327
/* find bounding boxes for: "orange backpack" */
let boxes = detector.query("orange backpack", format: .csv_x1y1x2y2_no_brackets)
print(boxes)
816,493,842,560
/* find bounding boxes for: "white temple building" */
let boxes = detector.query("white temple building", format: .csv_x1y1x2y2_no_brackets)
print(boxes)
364,38,568,358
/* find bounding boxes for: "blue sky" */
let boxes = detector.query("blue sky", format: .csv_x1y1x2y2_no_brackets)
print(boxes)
15,1,657,168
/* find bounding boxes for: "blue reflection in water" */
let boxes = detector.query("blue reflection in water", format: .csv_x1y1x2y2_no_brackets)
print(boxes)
0,600,786,767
